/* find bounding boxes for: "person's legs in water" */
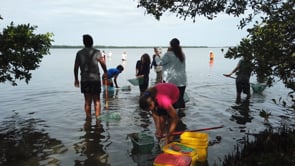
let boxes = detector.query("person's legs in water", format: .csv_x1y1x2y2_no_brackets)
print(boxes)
178,86,186,109
173,86,186,112
82,80,101,119
139,76,149,96
236,81,242,104
156,71,162,84
84,93,92,119
243,82,251,100
93,94,101,118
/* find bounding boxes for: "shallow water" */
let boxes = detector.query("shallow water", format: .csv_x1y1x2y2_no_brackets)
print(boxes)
0,48,294,166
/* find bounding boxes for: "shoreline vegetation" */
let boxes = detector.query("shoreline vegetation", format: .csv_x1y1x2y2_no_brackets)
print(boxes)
51,45,230,49
218,128,295,166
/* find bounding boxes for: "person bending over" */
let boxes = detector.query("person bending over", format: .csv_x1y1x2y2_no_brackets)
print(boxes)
139,83,179,144
102,64,124,88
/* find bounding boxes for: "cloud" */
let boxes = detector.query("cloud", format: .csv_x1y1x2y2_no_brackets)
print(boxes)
0,0,248,46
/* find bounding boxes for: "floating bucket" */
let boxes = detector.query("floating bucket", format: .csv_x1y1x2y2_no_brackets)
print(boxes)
97,112,121,121
103,85,115,91
180,132,209,162
128,76,144,86
120,85,131,91
154,153,192,166
127,132,154,153
250,83,267,93
162,142,198,166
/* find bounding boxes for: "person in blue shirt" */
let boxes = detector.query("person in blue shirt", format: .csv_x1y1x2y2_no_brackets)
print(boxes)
102,65,124,88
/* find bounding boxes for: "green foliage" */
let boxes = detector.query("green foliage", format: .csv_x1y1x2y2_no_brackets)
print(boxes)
137,0,269,25
225,1,295,91
137,0,246,22
138,0,295,92
221,128,295,166
137,0,295,106
0,22,53,86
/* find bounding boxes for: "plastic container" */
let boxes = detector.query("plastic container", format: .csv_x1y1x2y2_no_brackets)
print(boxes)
180,132,209,162
162,142,198,166
128,76,144,86
128,132,155,153
120,85,131,91
154,153,192,166
103,85,115,91
251,83,267,93
97,112,121,121
180,132,208,147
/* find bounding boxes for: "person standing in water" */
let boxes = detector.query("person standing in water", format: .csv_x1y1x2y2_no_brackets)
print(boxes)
136,53,151,96
122,51,127,61
209,51,214,60
161,38,187,111
74,34,107,119
151,47,163,84
224,55,252,104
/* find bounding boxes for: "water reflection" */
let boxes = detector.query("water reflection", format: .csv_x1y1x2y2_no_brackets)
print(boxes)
230,100,253,125
0,111,66,165
73,119,109,166
209,59,214,70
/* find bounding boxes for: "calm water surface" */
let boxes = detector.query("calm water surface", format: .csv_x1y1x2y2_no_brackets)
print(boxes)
0,48,294,166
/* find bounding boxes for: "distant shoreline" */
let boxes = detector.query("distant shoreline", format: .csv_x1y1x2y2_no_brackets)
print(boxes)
51,45,230,49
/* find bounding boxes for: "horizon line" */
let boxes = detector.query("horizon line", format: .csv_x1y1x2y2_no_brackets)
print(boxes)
51,45,232,49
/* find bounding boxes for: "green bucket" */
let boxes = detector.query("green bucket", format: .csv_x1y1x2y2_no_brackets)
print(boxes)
97,112,121,121
120,85,131,91
127,132,155,153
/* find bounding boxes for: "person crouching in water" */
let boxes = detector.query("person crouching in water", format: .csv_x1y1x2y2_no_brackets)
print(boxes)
102,64,124,88
139,83,179,144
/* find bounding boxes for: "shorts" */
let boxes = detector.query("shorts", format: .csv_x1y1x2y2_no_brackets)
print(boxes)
236,80,250,95
81,81,101,95
102,78,113,86
156,108,168,116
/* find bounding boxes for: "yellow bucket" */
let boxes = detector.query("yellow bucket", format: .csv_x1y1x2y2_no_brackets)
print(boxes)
180,132,209,162
162,142,198,166
180,132,208,147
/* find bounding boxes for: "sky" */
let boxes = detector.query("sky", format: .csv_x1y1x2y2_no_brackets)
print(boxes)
0,0,249,47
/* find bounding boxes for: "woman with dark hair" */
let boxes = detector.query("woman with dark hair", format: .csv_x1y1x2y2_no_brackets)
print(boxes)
161,38,187,110
139,83,179,144
136,53,151,96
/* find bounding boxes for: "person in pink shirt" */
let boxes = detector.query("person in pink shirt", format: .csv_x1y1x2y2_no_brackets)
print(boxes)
139,83,179,144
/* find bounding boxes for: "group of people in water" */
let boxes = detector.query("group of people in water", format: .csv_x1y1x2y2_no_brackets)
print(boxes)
135,38,188,144
74,34,252,145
